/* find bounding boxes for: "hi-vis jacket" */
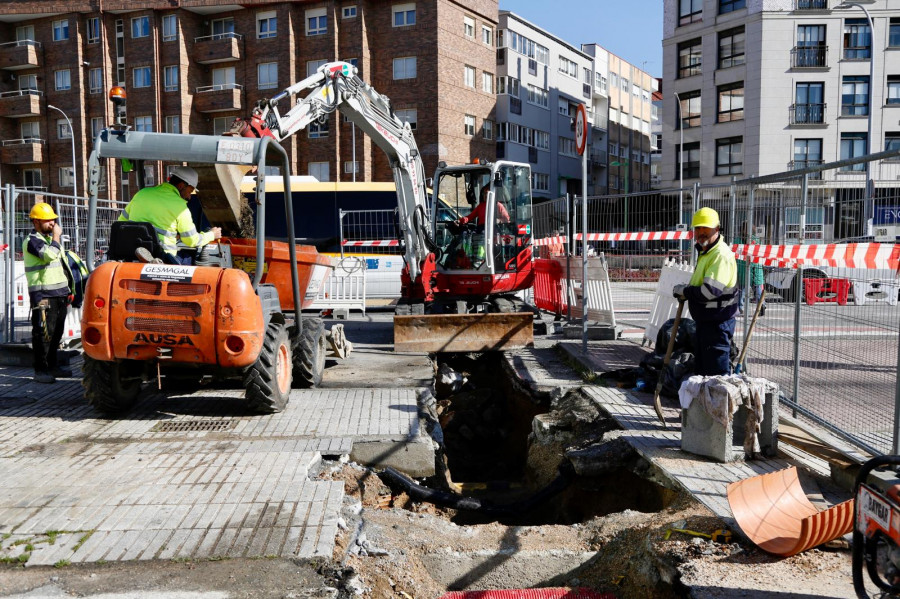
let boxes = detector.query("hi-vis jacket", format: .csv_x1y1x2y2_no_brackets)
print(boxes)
684,235,738,323
118,182,214,255
23,232,69,305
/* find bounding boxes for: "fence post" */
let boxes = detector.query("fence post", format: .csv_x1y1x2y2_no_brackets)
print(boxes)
742,186,755,336
581,195,588,355
338,209,346,260
4,184,14,344
565,193,572,322
894,329,900,454
691,182,700,268
791,173,808,414
729,177,736,244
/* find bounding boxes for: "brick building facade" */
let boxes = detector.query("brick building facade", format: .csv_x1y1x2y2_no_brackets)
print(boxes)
0,0,498,204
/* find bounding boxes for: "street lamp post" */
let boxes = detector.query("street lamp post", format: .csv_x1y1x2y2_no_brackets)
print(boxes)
837,1,876,230
47,104,77,201
611,159,629,231
673,90,685,256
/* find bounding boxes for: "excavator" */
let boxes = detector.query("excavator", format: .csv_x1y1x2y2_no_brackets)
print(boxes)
229,61,535,353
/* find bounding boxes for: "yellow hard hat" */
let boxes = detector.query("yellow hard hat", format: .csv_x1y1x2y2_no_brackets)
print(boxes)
692,207,720,229
29,202,58,220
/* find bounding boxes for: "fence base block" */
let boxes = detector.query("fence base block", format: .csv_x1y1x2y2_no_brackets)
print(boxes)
563,323,619,341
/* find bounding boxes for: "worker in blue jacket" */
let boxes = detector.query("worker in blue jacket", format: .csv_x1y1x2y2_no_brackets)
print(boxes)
673,207,738,376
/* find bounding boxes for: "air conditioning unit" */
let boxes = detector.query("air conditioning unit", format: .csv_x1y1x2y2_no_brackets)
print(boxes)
755,226,765,237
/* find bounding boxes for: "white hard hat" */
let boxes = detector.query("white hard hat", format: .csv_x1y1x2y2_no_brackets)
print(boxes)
170,166,199,189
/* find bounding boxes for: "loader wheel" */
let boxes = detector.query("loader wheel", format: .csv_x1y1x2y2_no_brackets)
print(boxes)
243,321,292,413
82,356,142,415
293,318,326,388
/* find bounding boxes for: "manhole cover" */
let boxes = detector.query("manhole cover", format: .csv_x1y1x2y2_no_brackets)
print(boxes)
151,419,236,433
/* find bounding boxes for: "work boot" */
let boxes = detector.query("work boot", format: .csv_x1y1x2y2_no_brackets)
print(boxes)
135,247,163,264
33,372,55,384
760,305,766,317
51,367,73,378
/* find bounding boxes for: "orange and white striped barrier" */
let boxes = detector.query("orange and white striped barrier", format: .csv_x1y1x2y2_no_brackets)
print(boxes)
342,239,400,247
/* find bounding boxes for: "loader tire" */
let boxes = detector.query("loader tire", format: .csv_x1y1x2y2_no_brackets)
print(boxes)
82,356,142,416
293,318,326,388
244,321,292,413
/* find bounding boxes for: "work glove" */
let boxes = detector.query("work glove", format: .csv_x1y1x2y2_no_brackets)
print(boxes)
672,284,687,300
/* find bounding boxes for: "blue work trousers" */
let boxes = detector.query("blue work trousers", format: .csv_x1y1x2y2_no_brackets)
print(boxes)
694,318,736,376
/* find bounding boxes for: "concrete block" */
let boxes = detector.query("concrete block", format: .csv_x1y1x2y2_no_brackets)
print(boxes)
562,323,619,340
333,308,350,320
681,388,779,462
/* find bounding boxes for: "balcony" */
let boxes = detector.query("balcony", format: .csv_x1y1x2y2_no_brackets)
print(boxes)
510,96,521,115
791,45,827,68
0,40,41,71
1,138,43,164
789,103,826,125
590,149,607,167
795,0,827,9
0,89,42,118
193,33,243,64
194,83,242,113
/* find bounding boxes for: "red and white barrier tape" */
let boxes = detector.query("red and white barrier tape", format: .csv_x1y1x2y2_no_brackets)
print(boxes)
577,231,693,242
0,244,7,254
342,239,400,247
532,236,568,247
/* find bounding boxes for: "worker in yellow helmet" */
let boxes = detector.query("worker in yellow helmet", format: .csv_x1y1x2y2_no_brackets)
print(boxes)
672,207,738,376
23,203,72,384
118,166,221,264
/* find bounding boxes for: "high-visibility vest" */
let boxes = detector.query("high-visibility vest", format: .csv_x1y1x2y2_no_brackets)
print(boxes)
118,182,214,255
686,236,738,322
23,231,69,305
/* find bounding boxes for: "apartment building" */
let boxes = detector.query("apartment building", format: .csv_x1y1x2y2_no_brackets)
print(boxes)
0,0,498,204
663,0,900,237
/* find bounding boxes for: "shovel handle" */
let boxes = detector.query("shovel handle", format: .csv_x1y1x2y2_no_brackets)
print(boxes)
652,298,685,427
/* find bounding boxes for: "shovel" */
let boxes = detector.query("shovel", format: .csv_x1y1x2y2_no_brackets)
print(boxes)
735,288,766,375
653,298,685,428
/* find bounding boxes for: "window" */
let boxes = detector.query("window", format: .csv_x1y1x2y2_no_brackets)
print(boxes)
558,98,573,116
162,15,177,41
888,76,900,105
17,25,35,42
795,25,826,67
164,65,178,92
306,8,327,36
558,137,577,157
464,114,475,136
841,75,869,116
497,76,520,97
482,25,492,46
212,117,230,135
621,77,629,92
59,167,74,188
719,0,745,15
23,169,43,189
844,18,871,60
165,115,180,134
133,66,152,88
143,165,156,186
393,4,416,27
344,161,359,175
134,116,152,132
307,59,327,77
89,68,103,94
19,74,37,92
527,84,548,108
212,67,236,89
258,62,278,89
841,132,867,170
257,11,277,39
131,16,149,38
716,137,742,175
482,119,493,140
57,119,71,139
679,0,702,26
464,65,475,88
718,27,745,69
343,6,357,19
717,82,744,122
309,161,330,181
393,57,416,79
786,206,824,240
793,82,825,123
482,72,493,94
678,90,701,128
793,138,823,169
90,118,102,139
531,173,549,192
395,109,417,130
885,132,900,154
54,69,71,91
678,39,702,78
52,19,69,41
309,116,329,138
678,141,701,178
558,56,578,78
891,18,900,48
464,16,474,38
87,17,100,43
212,17,235,39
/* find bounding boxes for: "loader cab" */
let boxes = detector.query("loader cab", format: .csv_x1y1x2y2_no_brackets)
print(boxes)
433,160,532,275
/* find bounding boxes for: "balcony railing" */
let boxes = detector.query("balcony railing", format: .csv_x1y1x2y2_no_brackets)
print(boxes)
796,0,827,9
789,103,826,125
0,39,41,70
791,45,827,68
196,83,242,93
0,138,44,164
194,83,242,113
788,159,824,179
193,33,243,64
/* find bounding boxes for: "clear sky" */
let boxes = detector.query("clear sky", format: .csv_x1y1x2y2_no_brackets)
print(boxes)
498,0,664,77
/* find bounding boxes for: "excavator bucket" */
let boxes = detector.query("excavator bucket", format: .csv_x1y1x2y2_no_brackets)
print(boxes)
393,312,534,353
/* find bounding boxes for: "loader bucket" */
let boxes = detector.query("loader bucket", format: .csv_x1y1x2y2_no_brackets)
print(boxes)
393,312,534,353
